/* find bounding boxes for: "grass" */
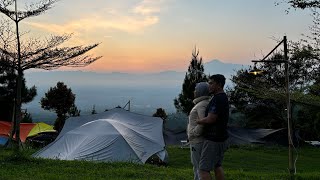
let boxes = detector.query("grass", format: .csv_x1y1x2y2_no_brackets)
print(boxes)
0,145,319,179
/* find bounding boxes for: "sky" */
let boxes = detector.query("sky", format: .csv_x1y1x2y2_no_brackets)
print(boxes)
10,0,314,73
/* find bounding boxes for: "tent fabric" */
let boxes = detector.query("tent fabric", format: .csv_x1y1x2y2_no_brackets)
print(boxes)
0,121,55,142
0,121,11,137
28,122,56,137
227,127,285,145
19,123,37,142
163,129,187,145
33,108,168,164
162,126,287,146
0,136,8,146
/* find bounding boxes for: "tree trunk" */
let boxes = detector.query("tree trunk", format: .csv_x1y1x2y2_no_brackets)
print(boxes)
14,0,22,149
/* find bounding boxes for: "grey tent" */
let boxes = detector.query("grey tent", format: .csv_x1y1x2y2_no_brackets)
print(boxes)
228,127,287,145
33,108,168,164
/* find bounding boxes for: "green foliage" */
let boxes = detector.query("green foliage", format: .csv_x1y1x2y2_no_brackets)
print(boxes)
68,104,81,117
228,43,320,131
21,110,33,123
152,108,167,123
174,48,208,115
40,82,75,132
0,62,37,121
309,78,320,96
295,105,320,139
1,148,34,163
228,55,288,128
1,146,320,179
287,0,320,9
294,79,320,139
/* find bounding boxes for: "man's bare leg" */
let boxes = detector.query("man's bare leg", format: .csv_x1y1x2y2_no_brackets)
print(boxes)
199,170,212,180
214,166,225,180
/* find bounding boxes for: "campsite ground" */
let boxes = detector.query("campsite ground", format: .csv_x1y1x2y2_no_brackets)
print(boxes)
0,145,319,179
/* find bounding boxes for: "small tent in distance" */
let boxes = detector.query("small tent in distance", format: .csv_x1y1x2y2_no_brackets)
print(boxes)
0,121,56,146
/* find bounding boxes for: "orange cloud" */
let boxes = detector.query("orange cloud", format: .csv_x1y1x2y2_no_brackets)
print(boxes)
24,0,168,36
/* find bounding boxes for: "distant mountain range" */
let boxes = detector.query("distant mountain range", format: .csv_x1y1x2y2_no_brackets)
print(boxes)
23,60,247,124
24,59,246,87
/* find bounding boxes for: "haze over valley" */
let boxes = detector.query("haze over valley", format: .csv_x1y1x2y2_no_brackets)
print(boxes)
24,60,246,124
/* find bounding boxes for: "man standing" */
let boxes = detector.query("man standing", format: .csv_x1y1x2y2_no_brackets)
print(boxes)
196,74,229,180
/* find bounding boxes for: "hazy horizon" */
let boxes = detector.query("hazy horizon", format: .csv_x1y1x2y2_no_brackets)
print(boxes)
23,59,243,124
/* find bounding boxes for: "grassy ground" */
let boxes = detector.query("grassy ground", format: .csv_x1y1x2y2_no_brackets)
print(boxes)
0,145,319,180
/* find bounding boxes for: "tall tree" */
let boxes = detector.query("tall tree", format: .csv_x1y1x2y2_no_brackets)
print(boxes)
0,19,37,121
174,47,208,115
0,0,101,148
40,82,75,133
229,45,320,131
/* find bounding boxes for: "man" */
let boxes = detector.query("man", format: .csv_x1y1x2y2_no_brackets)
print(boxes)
196,74,229,180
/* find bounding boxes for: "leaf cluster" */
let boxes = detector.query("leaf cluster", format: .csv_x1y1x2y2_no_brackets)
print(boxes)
288,0,320,9
40,82,75,132
153,108,168,123
0,61,36,121
40,82,75,117
0,0,57,22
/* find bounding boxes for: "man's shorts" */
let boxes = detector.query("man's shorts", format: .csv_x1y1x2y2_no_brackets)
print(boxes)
190,142,203,167
199,139,228,172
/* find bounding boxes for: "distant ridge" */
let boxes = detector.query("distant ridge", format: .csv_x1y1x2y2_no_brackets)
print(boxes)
204,59,247,77
23,59,246,123
24,59,245,81
24,59,246,90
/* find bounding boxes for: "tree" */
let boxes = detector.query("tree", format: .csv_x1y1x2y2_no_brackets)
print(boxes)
229,45,320,132
0,68,37,121
0,19,37,122
153,108,168,124
174,47,208,115
228,54,288,128
287,0,320,9
21,109,33,123
40,82,75,133
0,0,101,147
294,76,320,139
91,105,97,114
270,0,320,138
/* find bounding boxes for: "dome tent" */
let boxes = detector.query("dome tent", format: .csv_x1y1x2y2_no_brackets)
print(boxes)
33,108,168,164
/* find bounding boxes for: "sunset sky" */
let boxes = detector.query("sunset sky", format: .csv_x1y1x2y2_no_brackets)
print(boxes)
14,0,312,73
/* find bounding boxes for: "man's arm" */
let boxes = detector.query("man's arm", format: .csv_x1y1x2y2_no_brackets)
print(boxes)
190,104,207,136
196,112,217,124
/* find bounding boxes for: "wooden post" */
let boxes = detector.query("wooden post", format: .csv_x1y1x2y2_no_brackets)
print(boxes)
284,36,294,179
